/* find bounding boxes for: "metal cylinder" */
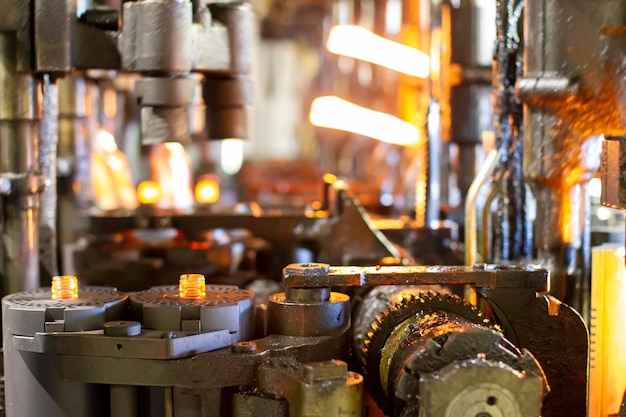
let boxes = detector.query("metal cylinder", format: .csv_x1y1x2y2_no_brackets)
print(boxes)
39,75,59,279
129,284,255,340
0,32,41,294
130,0,192,74
267,291,350,337
2,286,127,417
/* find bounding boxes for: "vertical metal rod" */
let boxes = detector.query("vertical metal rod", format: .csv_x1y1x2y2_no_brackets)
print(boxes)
164,387,174,417
110,385,138,417
39,75,59,279
0,32,41,294
464,149,500,265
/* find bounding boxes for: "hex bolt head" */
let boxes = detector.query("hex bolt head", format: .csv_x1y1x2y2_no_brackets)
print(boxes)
104,321,142,337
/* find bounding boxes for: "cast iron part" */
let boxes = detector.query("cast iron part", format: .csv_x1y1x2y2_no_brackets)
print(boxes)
359,291,486,414
283,262,588,417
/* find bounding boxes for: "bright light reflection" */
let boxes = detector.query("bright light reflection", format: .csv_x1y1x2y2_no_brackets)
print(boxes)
310,96,420,146
137,181,161,205
221,139,244,175
327,25,430,78
195,176,220,204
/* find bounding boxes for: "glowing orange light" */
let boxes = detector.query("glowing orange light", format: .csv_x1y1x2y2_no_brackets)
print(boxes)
92,129,139,211
327,25,430,78
150,142,194,210
195,177,220,204
137,181,161,205
310,96,420,146
179,274,206,299
51,275,78,300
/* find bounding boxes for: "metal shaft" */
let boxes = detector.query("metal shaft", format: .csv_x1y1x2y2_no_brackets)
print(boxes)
0,32,40,294
39,74,59,279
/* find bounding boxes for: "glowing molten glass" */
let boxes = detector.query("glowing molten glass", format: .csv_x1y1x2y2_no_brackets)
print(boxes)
51,275,78,300
179,274,206,299
309,96,420,146
149,142,194,210
91,129,139,211
195,176,220,204
137,181,161,205
326,25,430,78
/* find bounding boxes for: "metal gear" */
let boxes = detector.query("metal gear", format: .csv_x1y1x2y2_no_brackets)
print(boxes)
359,289,547,417
360,290,488,415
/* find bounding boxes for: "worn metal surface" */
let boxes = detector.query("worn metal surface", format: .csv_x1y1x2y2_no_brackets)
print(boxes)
258,358,363,417
484,0,533,264
417,359,543,417
2,287,126,417
0,33,41,295
282,263,548,291
120,0,192,74
359,291,489,414
58,333,350,389
14,328,234,360
480,288,588,417
521,0,626,316
34,0,71,73
38,76,59,279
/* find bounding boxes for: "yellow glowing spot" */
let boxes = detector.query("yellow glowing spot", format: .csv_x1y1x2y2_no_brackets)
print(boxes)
323,173,337,184
327,25,430,78
195,177,220,204
51,275,78,300
179,274,206,299
310,96,420,146
137,181,161,205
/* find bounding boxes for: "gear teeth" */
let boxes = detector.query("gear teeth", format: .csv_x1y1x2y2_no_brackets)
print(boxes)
359,290,489,415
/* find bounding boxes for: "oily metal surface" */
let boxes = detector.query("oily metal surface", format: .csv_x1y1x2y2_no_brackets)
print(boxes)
283,263,548,291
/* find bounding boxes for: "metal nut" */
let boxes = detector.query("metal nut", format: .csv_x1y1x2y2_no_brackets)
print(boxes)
231,341,257,353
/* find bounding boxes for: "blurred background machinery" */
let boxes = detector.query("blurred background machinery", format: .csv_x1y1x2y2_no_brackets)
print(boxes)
0,0,625,416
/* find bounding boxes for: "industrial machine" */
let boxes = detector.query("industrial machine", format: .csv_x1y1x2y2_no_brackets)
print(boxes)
1,0,625,416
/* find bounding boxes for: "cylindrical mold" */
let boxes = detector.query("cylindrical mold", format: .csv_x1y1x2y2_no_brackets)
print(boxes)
203,77,251,140
134,0,192,74
2,285,127,417
129,281,255,340
135,76,195,144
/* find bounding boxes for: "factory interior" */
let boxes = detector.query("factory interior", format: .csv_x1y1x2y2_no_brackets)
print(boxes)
0,0,625,416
